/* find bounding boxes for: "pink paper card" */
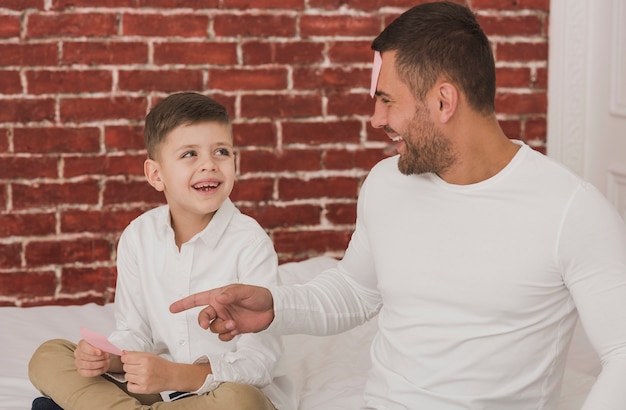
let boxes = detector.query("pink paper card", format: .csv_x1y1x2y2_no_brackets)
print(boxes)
80,327,124,356
370,51,382,98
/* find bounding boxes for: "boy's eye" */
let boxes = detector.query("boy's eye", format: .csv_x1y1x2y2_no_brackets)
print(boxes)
181,151,197,158
215,148,232,156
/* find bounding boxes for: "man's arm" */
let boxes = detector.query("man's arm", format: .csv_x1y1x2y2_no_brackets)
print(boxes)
562,184,626,409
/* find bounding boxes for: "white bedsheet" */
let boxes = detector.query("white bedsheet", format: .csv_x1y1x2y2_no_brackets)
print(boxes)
0,257,601,409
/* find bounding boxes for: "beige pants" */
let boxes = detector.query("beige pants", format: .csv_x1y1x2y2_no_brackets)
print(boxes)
29,339,276,410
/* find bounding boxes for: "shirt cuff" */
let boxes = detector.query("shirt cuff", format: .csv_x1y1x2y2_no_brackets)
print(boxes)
190,355,222,395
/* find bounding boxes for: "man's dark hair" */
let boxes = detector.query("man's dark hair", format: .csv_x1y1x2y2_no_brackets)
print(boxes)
372,1,496,114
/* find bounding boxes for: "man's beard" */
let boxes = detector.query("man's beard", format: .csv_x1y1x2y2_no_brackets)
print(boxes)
397,108,456,176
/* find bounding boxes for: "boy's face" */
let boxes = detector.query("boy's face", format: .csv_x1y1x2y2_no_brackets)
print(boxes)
144,121,235,221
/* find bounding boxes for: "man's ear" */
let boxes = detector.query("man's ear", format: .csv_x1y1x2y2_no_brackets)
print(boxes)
144,159,165,192
437,82,458,123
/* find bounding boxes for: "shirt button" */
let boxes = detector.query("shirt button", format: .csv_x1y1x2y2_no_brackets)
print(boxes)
179,340,186,346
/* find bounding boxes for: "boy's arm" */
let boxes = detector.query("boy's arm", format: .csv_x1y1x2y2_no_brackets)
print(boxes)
121,352,212,394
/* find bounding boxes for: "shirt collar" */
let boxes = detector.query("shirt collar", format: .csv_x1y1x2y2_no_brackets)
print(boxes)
156,199,238,249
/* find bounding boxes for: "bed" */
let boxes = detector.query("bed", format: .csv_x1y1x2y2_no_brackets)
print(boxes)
0,256,601,410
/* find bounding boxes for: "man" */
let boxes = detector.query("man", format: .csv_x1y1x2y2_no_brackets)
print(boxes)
171,2,626,409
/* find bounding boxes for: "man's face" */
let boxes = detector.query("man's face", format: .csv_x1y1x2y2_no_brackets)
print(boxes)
370,51,455,176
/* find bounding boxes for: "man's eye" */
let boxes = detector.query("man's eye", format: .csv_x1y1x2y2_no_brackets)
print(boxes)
182,151,196,158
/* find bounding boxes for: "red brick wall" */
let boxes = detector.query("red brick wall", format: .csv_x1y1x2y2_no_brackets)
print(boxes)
0,0,549,306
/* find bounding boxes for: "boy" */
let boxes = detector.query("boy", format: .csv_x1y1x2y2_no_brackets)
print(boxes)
28,92,295,410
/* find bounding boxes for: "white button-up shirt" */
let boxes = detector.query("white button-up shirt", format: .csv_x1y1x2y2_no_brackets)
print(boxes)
109,199,295,408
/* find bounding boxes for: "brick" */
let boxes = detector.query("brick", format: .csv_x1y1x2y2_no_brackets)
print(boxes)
294,66,370,91
0,98,55,123
25,238,112,266
52,0,219,7
0,129,9,152
103,179,165,205
495,41,548,62
60,96,147,122
0,43,58,66
0,184,6,211
499,119,522,139
478,15,544,37
241,94,322,118
472,0,550,12
230,178,274,202
0,243,22,268
239,148,322,173
214,14,296,37
106,154,146,176
122,14,209,37
495,91,547,115
232,122,276,147
105,125,145,152
154,42,238,65
282,121,361,145
328,41,372,63
242,41,324,65
12,180,100,209
27,13,118,38
63,154,145,178
2,156,58,179
62,41,148,65
27,69,113,94
61,266,117,294
496,67,532,88
0,70,22,94
323,148,387,171
209,68,288,91
308,0,417,10
61,208,144,234
13,127,101,153
534,66,548,89
300,15,380,37
278,176,360,200
366,125,389,143
524,117,547,141
0,0,44,10
328,92,373,117
238,204,321,229
118,69,204,92
272,229,352,255
0,271,57,297
222,0,304,9
0,212,56,237
325,202,357,225
0,15,20,39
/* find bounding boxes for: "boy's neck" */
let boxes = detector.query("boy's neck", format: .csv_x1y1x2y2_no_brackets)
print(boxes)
170,211,215,249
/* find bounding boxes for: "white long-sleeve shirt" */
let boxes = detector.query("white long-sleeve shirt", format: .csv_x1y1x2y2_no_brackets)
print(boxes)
109,199,295,409
270,141,626,409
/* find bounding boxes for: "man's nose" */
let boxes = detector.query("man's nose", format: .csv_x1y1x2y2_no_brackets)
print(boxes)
370,101,386,129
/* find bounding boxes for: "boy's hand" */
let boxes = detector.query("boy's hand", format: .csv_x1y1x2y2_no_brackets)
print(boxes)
74,339,111,377
122,351,172,394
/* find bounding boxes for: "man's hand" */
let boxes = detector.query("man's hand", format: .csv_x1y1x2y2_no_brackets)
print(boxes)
74,339,112,377
169,284,275,341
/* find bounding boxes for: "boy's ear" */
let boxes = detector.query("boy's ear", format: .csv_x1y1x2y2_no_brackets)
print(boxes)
437,82,458,123
144,159,165,192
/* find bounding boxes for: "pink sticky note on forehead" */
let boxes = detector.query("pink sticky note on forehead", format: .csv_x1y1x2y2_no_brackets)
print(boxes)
370,51,382,98
80,327,123,356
